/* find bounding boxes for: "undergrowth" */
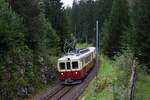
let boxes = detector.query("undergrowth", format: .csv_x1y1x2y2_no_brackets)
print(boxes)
135,69,150,100
79,50,134,100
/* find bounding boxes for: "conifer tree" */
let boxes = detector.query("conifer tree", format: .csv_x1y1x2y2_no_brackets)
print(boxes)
132,0,150,67
44,0,69,52
69,0,113,43
95,0,113,24
0,0,24,61
102,0,129,57
9,0,48,55
71,0,81,41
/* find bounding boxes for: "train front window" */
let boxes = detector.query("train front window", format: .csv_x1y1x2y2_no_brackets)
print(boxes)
72,62,78,69
59,62,65,70
67,62,71,69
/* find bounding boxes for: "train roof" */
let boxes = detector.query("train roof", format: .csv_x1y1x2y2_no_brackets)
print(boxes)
58,47,95,61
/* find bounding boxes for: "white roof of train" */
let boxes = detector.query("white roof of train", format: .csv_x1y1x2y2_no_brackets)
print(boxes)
58,47,95,61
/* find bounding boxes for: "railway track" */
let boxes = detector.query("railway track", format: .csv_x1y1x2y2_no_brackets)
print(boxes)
34,59,99,100
46,85,74,100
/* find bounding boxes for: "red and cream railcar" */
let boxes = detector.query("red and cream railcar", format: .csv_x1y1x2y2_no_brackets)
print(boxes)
57,47,96,84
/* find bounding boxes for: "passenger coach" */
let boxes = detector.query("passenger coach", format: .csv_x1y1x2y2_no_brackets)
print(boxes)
57,47,96,84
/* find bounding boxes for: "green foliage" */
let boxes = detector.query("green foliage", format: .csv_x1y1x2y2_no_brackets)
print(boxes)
80,55,116,100
0,0,64,99
68,0,113,43
2,0,150,99
76,43,93,48
121,26,135,51
0,2,35,98
44,0,70,52
9,0,52,55
131,0,150,67
135,69,150,100
95,0,113,24
16,77,28,86
101,20,111,55
81,51,134,100
95,77,108,93
0,0,24,61
45,22,61,56
101,0,129,57
64,7,72,33
112,50,134,100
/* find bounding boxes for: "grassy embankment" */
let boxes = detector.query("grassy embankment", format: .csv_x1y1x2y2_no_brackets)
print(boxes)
78,54,150,100
77,43,116,100
135,70,150,100
76,43,150,100
79,55,116,100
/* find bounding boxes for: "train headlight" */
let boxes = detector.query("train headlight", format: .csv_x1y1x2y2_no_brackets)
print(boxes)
75,72,78,74
61,73,64,75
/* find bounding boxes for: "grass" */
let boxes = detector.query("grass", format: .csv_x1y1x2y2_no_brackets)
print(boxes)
77,44,150,100
79,55,116,100
79,54,150,100
135,70,150,100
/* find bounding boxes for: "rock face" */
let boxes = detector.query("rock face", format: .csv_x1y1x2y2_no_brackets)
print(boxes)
17,86,28,97
40,63,57,84
12,55,57,98
128,0,135,8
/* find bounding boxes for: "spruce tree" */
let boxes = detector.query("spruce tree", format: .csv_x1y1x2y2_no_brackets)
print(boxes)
9,0,48,55
0,0,24,61
102,0,129,57
132,0,150,67
69,0,113,43
71,0,82,41
44,0,69,52
95,0,113,24
0,0,30,99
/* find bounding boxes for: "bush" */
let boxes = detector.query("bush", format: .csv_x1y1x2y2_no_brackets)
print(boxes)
95,77,109,93
112,50,134,100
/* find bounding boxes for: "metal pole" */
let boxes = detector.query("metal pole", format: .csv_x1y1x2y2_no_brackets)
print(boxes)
96,21,99,68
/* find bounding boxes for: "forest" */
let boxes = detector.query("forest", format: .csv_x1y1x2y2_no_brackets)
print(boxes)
0,0,150,99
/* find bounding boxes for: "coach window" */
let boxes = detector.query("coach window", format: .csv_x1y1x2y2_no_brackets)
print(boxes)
72,62,78,69
67,62,71,69
85,57,88,64
59,62,65,70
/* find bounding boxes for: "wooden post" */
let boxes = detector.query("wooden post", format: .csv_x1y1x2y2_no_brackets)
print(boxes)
128,60,137,100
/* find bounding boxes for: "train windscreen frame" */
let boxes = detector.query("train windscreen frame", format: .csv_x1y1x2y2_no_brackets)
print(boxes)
66,62,71,70
59,62,65,70
72,62,78,69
